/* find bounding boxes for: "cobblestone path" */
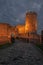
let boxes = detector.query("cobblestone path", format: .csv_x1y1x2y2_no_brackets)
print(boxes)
0,40,43,65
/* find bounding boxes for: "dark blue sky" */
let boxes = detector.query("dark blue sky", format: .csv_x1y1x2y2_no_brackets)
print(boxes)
0,0,43,34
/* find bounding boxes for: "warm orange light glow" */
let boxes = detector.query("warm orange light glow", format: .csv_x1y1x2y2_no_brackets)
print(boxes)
18,26,25,34
25,22,30,33
0,12,38,44
25,12,37,33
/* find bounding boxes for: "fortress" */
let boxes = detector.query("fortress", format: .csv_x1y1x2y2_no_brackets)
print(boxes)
0,11,40,44
16,12,37,34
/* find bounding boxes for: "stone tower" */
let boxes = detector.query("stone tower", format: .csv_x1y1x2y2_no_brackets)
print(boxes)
25,11,37,33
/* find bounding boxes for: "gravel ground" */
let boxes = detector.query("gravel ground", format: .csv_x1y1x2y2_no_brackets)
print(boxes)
0,40,43,65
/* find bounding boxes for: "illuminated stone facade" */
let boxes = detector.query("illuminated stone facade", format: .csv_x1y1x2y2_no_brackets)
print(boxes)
0,23,15,38
25,12,37,33
16,25,25,34
0,12,37,37
0,23,8,36
0,11,38,44
0,23,16,44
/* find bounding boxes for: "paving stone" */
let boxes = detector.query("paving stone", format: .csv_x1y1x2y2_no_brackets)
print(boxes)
0,40,43,65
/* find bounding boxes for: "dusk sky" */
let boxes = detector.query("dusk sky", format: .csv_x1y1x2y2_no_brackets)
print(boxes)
0,0,43,34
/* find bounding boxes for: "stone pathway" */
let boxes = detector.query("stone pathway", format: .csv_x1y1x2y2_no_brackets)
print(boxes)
0,40,43,65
